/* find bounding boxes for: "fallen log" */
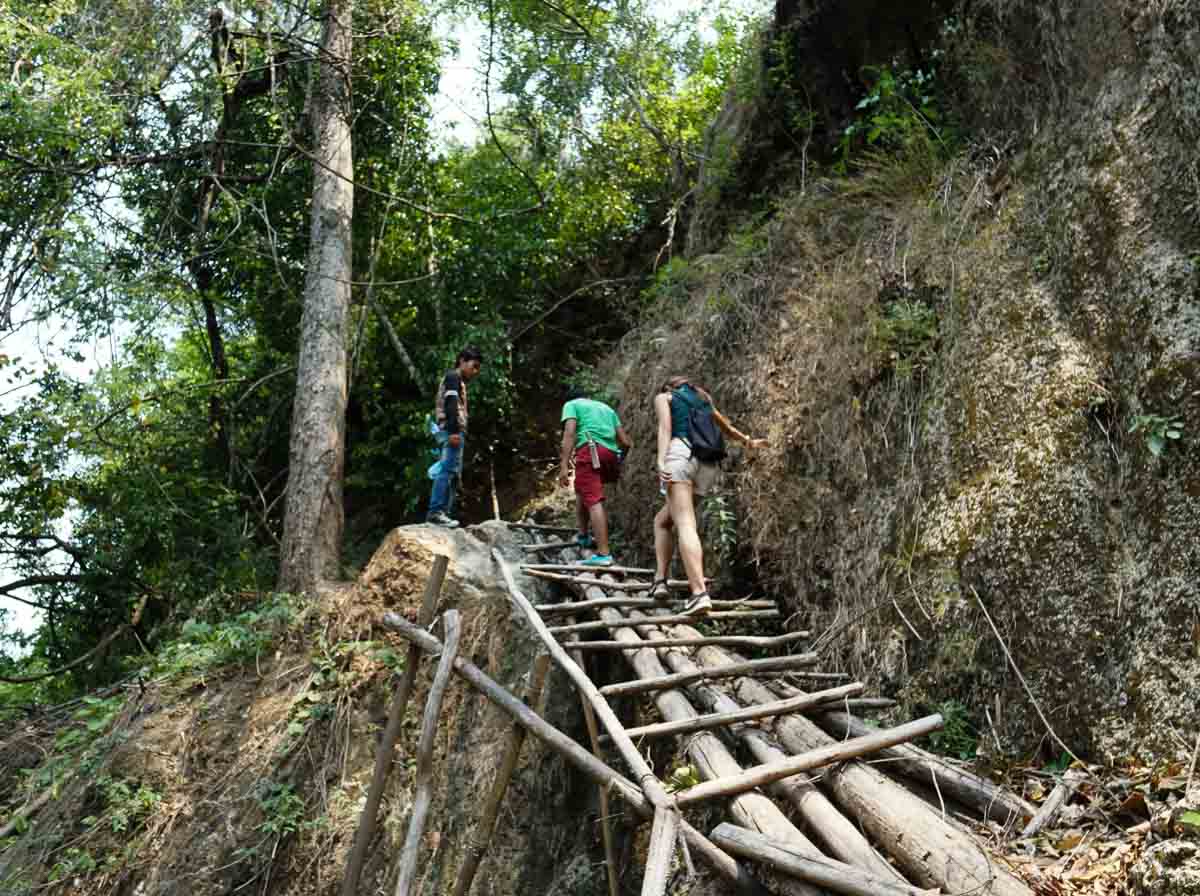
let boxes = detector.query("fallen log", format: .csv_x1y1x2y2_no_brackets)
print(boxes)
549,609,779,635
394,610,461,896
568,631,809,652
674,715,944,806
712,824,936,896
538,596,771,615
614,683,864,742
814,709,1035,826
648,633,900,880
378,612,766,895
600,654,822,698
732,674,1034,896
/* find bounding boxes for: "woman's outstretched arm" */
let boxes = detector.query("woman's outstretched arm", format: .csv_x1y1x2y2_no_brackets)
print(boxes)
712,407,767,449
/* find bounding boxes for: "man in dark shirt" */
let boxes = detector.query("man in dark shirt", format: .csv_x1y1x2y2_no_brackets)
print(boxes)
427,345,483,527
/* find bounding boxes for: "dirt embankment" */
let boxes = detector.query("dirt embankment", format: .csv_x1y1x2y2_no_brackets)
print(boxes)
0,523,614,896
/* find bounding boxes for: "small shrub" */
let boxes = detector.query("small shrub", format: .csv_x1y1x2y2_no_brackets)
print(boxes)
1128,413,1183,457
927,700,977,760
871,298,939,377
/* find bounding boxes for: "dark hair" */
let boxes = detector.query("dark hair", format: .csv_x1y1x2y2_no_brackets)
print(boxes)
565,383,589,402
661,376,712,404
457,345,483,365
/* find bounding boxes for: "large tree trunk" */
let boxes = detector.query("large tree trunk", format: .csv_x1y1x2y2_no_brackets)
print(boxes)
278,0,354,594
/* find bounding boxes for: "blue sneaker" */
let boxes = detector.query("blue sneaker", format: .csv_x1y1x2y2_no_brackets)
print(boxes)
575,533,596,549
581,554,614,568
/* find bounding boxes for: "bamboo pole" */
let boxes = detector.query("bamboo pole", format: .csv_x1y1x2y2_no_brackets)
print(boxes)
569,631,809,652
521,539,579,553
378,612,766,895
450,653,551,896
524,569,692,592
394,610,462,896
600,655,822,698
565,619,621,896
674,715,945,806
522,562,656,575
712,824,936,896
341,555,449,896
549,609,779,635
614,683,864,742
643,808,681,896
491,551,681,896
538,597,772,615
815,710,1035,825
508,522,578,534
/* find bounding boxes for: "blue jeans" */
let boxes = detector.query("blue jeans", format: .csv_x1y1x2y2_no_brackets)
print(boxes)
428,436,463,518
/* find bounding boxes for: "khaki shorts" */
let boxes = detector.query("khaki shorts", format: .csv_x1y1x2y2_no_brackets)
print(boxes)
662,438,719,496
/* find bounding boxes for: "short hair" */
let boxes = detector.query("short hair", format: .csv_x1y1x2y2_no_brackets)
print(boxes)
565,383,589,402
457,345,483,365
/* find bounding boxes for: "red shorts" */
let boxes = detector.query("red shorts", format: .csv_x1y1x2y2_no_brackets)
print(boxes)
574,445,620,509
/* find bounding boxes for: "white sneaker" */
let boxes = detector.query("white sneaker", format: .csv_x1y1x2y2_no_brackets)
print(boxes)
428,512,460,528
682,592,712,616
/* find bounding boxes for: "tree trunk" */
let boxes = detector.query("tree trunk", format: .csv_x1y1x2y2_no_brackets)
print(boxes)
278,0,354,594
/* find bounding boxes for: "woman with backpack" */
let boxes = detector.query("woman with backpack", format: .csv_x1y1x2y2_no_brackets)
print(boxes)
650,376,767,615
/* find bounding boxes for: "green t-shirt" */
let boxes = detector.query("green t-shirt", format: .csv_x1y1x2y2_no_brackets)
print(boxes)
561,398,621,454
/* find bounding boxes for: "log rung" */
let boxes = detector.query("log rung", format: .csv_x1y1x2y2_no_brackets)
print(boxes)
549,609,779,635
610,682,864,742
536,597,771,615
600,654,822,697
567,631,810,652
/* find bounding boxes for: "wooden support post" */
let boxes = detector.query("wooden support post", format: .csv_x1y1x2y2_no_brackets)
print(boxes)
711,824,936,896
492,551,680,896
379,612,766,895
613,683,864,742
568,631,809,652
549,609,779,635
394,610,462,896
341,555,449,896
450,653,551,896
600,655,822,698
815,710,1035,825
538,596,772,615
674,715,944,806
565,620,621,896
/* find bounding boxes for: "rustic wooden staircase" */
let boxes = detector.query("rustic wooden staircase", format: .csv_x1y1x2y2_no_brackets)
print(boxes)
369,521,1038,896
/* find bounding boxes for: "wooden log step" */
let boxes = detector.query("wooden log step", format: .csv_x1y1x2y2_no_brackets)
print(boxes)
674,714,944,806
523,569,694,591
612,683,864,742
537,596,772,615
549,609,779,635
814,710,1035,825
711,824,936,896
522,562,656,575
568,631,810,652
600,654,822,697
509,522,578,534
521,539,579,553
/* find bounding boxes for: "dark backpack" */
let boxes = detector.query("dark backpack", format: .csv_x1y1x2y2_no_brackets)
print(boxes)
675,386,727,463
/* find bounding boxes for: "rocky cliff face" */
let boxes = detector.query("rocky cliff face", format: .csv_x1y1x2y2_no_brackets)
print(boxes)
606,0,1199,763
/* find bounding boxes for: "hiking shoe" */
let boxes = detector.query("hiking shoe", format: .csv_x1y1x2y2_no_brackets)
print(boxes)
427,512,460,528
581,554,614,567
574,533,596,549
682,592,713,616
648,578,671,602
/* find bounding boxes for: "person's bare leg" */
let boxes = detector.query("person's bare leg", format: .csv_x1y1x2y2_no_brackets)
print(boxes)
575,491,589,540
667,482,705,595
653,501,674,582
588,501,611,555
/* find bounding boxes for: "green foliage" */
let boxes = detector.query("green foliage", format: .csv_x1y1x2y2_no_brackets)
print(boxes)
256,782,307,838
871,298,940,377
152,593,296,682
665,763,701,793
927,700,977,760
82,776,162,835
701,493,739,575
1128,413,1184,457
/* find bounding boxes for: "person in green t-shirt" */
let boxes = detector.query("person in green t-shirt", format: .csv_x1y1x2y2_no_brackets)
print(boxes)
558,386,632,567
